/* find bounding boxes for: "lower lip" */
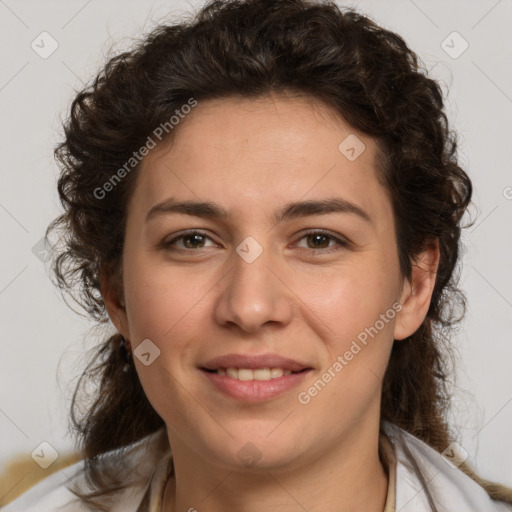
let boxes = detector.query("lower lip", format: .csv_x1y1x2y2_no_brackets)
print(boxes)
200,369,312,402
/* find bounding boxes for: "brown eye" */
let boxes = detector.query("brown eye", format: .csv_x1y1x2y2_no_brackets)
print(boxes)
162,231,216,250
181,233,207,248
295,230,349,254
305,233,331,249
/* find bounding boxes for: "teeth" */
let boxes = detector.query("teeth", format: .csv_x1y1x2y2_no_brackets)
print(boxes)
226,367,238,379
217,367,294,380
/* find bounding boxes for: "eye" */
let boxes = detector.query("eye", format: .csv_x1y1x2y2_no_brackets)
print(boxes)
160,229,349,254
294,229,349,254
161,230,217,250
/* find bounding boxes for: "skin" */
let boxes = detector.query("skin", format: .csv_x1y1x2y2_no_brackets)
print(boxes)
102,93,439,512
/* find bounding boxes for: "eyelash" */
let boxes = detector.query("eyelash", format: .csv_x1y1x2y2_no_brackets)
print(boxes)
161,229,349,255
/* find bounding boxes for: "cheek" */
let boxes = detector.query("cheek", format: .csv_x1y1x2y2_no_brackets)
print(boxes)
300,264,398,412
296,268,397,428
123,256,210,342
122,260,209,419
301,262,396,341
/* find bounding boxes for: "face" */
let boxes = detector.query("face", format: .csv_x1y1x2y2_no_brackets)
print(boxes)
105,94,430,472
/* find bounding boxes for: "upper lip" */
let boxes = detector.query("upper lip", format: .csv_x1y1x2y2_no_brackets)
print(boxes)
200,354,312,372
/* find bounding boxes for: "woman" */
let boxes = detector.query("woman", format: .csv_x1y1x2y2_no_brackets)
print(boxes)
4,0,511,510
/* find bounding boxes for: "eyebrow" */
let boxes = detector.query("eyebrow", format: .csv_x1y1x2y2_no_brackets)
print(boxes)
145,197,372,224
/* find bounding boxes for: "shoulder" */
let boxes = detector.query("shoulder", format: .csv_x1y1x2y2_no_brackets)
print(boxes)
1,429,169,512
382,421,512,512
1,459,89,512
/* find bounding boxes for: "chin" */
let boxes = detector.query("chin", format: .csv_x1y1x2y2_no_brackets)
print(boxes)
218,433,307,472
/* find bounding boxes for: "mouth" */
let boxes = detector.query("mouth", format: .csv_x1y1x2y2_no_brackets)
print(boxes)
200,367,313,403
198,354,313,402
200,353,312,374
201,367,310,380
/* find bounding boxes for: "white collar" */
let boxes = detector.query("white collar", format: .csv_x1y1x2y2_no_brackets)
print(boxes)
4,424,511,511
382,421,511,511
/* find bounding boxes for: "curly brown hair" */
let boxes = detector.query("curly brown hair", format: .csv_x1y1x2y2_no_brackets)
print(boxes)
46,0,512,509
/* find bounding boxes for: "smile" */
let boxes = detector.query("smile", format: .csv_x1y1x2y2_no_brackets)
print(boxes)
200,367,312,401
204,367,307,380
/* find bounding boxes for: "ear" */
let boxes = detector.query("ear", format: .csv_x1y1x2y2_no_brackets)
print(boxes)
99,265,130,339
394,239,440,341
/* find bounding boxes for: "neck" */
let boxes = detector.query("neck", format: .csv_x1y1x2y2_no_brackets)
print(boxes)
161,423,389,512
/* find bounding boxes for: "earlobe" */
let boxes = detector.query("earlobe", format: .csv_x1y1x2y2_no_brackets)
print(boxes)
393,240,440,341
99,266,130,338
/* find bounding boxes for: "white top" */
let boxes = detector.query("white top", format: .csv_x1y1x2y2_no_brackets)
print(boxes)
3,421,511,511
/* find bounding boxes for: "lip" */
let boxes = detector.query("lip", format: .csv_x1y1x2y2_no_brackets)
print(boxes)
200,353,311,372
201,368,313,402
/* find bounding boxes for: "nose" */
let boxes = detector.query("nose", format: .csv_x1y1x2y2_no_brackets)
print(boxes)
213,239,293,334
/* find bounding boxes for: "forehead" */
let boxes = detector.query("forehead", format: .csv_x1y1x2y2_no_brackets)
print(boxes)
130,94,390,226
164,94,369,166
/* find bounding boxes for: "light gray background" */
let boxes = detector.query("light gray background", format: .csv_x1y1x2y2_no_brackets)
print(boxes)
1,0,511,496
